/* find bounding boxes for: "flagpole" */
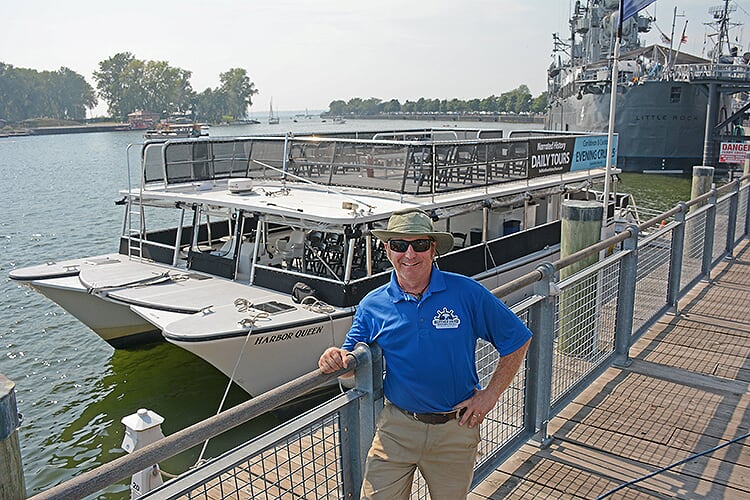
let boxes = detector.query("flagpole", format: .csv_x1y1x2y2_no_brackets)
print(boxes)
602,4,622,241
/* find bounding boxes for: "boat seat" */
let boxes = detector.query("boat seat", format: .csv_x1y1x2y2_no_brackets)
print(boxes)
452,232,467,250
275,230,306,268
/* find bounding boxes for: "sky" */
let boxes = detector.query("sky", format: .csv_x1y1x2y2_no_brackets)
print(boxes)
3,1,748,116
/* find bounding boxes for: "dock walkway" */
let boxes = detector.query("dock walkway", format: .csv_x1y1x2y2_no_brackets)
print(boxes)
471,239,750,499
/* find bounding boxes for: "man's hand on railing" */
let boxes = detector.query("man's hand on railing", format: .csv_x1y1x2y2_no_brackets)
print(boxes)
318,347,354,376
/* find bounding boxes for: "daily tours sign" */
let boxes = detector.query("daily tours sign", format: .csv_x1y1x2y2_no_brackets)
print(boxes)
719,142,750,164
528,134,617,177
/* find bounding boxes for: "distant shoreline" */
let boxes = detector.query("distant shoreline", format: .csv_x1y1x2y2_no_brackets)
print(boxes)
1,113,545,138
342,113,544,124
0,122,130,138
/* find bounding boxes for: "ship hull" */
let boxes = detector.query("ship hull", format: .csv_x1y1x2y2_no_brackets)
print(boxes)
546,80,719,174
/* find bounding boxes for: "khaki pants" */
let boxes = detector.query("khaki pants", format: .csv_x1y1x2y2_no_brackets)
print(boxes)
361,403,481,500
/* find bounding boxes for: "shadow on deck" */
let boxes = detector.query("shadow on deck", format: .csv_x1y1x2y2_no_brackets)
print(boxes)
472,241,750,499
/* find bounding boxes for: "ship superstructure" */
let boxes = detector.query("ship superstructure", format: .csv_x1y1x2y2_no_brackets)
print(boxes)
546,0,750,173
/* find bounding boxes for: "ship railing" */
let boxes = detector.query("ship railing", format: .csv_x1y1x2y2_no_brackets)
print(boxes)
673,63,750,82
138,132,611,198
19,174,750,499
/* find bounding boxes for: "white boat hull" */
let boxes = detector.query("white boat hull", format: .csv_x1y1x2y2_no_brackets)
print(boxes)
30,277,160,345
165,316,352,396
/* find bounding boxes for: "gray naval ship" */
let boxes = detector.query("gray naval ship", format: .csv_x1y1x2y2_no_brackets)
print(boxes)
546,0,750,173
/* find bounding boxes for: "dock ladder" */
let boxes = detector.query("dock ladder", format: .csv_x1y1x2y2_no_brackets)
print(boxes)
125,143,145,260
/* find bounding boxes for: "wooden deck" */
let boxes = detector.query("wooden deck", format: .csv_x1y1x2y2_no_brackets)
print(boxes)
471,239,750,499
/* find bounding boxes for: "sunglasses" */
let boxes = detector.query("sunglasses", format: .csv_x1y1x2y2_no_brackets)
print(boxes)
387,238,434,253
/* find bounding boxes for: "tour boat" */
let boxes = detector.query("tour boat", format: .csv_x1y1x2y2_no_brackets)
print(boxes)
10,128,619,395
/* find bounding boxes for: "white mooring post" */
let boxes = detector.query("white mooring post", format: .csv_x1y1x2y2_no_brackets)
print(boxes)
121,409,165,498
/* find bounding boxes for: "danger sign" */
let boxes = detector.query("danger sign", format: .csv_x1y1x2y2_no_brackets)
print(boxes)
719,142,750,163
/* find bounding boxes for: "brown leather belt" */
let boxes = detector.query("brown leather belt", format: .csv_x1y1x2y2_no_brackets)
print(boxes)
394,405,465,424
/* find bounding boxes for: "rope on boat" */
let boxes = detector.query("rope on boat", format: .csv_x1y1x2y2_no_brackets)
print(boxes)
194,300,269,467
238,312,270,328
86,271,188,294
299,295,336,314
233,297,254,312
194,295,334,466
299,296,340,393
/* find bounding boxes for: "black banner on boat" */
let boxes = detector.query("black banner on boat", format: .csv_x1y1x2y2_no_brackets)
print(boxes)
528,134,617,178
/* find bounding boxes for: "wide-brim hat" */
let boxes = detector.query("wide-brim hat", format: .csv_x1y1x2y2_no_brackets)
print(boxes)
371,208,454,255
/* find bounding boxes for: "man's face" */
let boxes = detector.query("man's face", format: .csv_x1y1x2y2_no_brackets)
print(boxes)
385,236,435,286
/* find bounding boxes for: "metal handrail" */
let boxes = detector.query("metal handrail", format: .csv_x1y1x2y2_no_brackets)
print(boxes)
27,348,368,500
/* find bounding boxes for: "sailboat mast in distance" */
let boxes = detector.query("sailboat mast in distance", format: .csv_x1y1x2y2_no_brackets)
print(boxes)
269,98,280,125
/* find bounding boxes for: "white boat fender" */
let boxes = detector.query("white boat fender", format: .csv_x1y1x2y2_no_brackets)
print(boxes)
121,409,165,497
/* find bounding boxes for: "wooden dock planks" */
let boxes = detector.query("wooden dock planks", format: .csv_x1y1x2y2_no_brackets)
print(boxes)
471,240,750,499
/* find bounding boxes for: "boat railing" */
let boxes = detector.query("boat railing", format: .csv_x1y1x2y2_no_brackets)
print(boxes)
673,63,750,82
140,132,613,197
22,174,750,500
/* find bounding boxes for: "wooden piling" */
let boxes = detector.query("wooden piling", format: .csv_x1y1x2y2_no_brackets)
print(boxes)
689,166,714,213
687,166,715,258
558,201,602,355
0,374,26,500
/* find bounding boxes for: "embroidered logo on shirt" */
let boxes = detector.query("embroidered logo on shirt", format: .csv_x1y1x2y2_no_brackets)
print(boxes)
432,307,461,329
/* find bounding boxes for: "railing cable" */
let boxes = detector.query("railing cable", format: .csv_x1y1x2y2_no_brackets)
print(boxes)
596,431,750,499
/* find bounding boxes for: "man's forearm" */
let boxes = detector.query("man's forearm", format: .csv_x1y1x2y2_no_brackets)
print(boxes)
484,339,531,400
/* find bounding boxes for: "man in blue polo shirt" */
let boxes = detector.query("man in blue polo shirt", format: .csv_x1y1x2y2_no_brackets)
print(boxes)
319,208,531,499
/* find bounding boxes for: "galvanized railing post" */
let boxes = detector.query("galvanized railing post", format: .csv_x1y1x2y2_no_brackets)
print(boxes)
701,190,718,278
340,342,374,498
524,262,556,448
369,343,384,417
667,203,687,313
613,226,638,365
0,374,25,500
725,181,739,257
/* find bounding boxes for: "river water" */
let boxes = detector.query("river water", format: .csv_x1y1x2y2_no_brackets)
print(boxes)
0,116,693,497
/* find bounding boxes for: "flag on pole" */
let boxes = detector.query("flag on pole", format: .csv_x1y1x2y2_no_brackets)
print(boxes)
681,35,688,44
622,0,657,22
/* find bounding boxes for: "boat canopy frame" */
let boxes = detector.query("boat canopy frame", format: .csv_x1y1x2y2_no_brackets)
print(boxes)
140,131,608,197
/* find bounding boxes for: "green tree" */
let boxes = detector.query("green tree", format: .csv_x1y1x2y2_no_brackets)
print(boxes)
141,60,194,116
328,99,346,115
382,98,401,113
361,97,382,115
402,100,416,113
530,92,548,113
480,95,498,113
219,68,258,120
93,52,136,119
53,67,97,120
346,97,364,114
94,54,194,120
501,85,533,113
0,63,95,121
194,88,229,123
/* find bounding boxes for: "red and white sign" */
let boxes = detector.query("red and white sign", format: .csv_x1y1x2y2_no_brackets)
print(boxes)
719,142,750,163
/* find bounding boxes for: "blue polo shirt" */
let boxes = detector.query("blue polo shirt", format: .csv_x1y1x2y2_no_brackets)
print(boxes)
342,266,532,413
